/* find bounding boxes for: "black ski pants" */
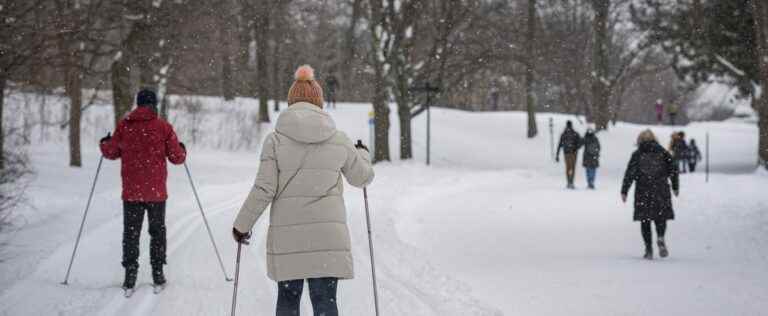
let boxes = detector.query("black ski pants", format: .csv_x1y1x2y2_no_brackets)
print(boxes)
276,277,338,316
122,201,167,270
640,219,667,247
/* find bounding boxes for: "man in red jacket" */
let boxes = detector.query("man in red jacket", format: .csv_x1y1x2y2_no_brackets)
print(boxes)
100,89,186,292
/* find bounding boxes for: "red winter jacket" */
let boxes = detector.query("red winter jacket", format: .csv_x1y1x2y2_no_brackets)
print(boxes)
100,106,186,202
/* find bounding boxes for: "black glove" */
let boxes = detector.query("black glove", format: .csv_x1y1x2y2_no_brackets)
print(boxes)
555,156,560,163
179,142,186,151
232,228,251,244
100,132,112,144
355,140,369,152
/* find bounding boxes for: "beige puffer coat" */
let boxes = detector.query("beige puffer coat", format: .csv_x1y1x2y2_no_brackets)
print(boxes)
233,102,375,282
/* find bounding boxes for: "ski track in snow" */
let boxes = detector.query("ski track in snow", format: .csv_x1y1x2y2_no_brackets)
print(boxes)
94,197,241,316
1,95,767,315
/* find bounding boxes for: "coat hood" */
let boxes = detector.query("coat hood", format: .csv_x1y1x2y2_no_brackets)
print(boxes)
275,102,337,143
126,106,158,121
638,140,665,153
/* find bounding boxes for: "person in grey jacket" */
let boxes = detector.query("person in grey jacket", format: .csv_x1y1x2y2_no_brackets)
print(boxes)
232,65,374,316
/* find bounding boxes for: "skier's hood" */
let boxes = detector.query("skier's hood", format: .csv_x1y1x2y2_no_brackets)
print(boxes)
275,102,337,143
126,106,158,122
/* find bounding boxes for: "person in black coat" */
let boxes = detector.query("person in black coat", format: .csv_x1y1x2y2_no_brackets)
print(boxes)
325,74,339,109
582,129,601,189
670,131,689,173
687,139,702,172
621,129,679,260
556,121,583,189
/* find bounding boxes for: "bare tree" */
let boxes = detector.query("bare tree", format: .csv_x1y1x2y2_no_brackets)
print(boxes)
750,0,768,167
0,0,49,169
367,0,393,162
253,0,271,122
525,0,538,137
342,0,364,86
218,0,236,101
387,0,422,160
590,0,611,130
51,0,117,167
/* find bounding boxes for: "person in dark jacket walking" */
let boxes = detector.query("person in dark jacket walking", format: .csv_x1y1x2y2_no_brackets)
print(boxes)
325,74,339,109
670,131,689,173
100,89,187,291
687,139,702,172
621,130,679,260
556,120,583,189
582,129,601,189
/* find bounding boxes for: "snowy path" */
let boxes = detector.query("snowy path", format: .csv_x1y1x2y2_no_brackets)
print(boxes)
1,100,767,315
392,166,768,315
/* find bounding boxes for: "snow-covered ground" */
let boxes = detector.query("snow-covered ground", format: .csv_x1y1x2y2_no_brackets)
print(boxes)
1,93,766,315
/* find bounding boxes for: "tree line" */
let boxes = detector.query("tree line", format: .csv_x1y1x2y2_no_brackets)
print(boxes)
1,0,766,168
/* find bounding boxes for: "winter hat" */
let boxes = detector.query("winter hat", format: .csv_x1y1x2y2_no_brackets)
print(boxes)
287,65,324,108
637,129,657,145
137,89,158,107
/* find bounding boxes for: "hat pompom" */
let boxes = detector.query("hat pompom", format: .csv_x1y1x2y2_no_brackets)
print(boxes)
294,65,315,81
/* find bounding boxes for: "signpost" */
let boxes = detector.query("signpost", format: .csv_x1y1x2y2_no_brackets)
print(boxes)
706,132,710,183
549,117,555,161
368,110,375,160
410,82,441,166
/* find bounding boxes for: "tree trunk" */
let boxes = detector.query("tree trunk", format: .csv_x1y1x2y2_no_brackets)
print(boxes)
752,0,768,168
525,0,538,138
372,73,390,162
368,0,390,162
134,22,156,90
271,40,281,112
111,59,133,126
271,3,284,113
592,0,611,130
222,39,235,101
220,1,235,101
237,2,253,96
0,74,5,170
343,0,363,93
396,76,412,159
67,65,83,167
254,1,271,123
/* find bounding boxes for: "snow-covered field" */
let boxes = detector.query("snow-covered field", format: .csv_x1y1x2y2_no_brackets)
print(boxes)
1,93,766,315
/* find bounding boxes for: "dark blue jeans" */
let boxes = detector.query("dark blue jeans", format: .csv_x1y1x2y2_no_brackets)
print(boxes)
585,167,597,187
276,277,338,316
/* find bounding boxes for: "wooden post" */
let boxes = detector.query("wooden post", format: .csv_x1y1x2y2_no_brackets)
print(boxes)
705,132,710,183
549,117,555,161
426,88,431,166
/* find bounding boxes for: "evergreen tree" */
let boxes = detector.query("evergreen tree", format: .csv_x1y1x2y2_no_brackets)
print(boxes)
632,0,768,167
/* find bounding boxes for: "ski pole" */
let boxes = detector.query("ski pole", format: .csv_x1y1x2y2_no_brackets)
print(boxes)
62,155,104,285
184,161,232,281
363,187,381,316
231,241,245,316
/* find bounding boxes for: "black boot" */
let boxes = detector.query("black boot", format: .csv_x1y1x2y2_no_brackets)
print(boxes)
152,265,166,286
658,238,669,258
643,245,653,260
123,266,138,289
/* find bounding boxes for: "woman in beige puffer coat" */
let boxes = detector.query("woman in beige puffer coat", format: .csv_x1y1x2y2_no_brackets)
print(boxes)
232,65,374,315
